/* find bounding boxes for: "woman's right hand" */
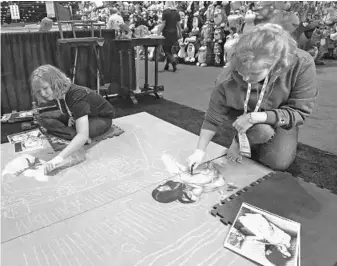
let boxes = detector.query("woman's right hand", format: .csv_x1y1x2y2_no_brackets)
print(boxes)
187,149,205,172
43,156,64,174
225,137,243,163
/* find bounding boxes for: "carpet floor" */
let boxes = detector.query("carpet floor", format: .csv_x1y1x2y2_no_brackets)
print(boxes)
2,95,337,194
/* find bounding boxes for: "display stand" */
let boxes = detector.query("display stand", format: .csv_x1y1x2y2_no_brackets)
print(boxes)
113,37,165,104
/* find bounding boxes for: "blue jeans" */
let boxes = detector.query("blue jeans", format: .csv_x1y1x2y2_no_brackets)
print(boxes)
37,110,112,140
227,110,298,171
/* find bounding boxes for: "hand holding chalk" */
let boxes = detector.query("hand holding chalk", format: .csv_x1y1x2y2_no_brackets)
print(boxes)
43,156,64,174
24,165,49,182
187,149,205,174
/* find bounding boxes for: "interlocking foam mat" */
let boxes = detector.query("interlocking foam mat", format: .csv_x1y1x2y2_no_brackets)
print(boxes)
211,171,337,266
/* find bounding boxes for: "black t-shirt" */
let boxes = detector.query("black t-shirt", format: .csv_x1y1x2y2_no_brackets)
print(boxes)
162,9,180,34
64,84,115,120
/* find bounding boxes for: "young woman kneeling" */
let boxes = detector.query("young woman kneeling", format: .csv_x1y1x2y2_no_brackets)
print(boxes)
188,23,318,172
30,64,115,173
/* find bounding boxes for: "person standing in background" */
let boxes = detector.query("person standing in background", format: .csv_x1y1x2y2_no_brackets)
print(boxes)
157,1,181,72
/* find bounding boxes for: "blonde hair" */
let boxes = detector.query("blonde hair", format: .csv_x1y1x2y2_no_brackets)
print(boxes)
30,64,71,104
164,1,176,10
231,23,298,77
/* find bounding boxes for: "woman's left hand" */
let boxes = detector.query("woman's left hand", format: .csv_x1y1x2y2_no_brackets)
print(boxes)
232,113,254,134
68,117,75,127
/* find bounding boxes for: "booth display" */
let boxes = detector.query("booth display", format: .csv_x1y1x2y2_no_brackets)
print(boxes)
113,36,165,104
122,1,337,67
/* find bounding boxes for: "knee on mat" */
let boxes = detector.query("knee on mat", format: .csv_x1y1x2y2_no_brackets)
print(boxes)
247,124,275,144
36,116,54,128
258,154,295,171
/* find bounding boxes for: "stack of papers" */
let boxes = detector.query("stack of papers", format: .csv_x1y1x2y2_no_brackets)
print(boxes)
7,128,48,153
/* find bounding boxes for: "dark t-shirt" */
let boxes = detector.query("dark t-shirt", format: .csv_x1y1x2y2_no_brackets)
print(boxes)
162,9,180,35
64,84,115,120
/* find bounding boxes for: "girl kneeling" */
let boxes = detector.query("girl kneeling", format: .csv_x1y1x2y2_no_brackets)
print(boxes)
30,64,115,173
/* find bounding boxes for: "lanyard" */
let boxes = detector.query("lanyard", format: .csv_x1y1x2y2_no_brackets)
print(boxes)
243,75,269,115
56,99,63,114
63,95,73,118
56,97,73,118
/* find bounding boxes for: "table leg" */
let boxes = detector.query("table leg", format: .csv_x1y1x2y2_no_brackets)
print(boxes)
154,45,158,88
144,46,149,89
93,45,101,94
154,45,164,99
128,49,138,104
119,50,125,92
72,48,78,83
128,49,133,91
135,46,141,93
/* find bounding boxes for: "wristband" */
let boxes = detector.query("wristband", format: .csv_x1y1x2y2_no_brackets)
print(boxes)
249,112,268,124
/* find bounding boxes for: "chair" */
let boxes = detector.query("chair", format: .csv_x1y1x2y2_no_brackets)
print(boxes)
54,2,108,98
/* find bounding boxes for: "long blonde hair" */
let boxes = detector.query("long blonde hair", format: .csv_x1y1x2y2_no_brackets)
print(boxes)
231,23,298,77
30,64,71,104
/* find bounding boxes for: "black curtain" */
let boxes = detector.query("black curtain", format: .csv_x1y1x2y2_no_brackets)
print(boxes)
1,29,121,115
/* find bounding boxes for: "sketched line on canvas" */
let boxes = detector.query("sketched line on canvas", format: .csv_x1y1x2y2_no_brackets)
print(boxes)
1,129,194,243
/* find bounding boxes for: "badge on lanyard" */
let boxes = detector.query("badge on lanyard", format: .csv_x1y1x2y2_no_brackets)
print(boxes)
238,76,269,158
238,132,251,158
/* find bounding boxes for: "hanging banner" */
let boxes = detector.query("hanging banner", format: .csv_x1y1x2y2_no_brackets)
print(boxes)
9,4,20,20
45,1,56,18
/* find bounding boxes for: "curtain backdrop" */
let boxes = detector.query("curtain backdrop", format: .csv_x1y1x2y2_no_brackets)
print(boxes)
1,29,124,115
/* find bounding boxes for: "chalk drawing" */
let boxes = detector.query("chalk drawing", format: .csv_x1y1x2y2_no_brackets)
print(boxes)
116,215,149,242
168,228,226,266
11,185,226,265
23,252,29,266
86,227,112,257
48,244,62,266
60,238,82,266
53,238,74,266
1,115,254,266
39,244,51,266
33,245,43,266
122,243,141,253
95,223,118,249
148,229,213,266
124,209,166,232
68,234,97,265
134,222,208,266
195,247,224,266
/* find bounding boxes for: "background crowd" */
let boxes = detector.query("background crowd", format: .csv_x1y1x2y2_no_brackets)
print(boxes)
76,1,337,67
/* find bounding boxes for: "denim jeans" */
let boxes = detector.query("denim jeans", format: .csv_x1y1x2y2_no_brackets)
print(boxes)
226,109,298,171
37,110,112,141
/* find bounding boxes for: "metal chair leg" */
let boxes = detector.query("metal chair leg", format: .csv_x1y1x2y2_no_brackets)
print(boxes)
72,48,78,83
